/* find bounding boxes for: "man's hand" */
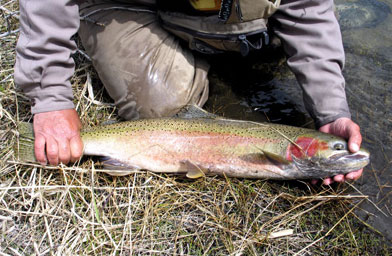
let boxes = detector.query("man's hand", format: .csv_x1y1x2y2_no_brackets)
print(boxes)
313,117,363,185
33,109,83,165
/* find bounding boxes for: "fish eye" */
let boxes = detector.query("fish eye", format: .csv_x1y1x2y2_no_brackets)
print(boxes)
333,142,346,150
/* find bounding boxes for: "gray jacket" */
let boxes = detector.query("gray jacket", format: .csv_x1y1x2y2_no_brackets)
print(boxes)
14,0,351,127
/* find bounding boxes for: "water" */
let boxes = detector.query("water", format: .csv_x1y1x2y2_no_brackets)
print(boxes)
335,0,392,241
205,0,392,241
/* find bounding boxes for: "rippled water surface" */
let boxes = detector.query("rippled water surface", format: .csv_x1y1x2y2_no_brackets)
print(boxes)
205,0,392,241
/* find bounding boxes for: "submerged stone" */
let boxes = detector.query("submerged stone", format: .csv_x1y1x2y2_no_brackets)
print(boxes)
335,0,390,30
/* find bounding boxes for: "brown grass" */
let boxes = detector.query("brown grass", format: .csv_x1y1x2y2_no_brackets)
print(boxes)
1,1,391,255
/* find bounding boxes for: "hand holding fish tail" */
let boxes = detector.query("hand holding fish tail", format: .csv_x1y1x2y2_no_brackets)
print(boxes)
315,117,363,185
33,109,83,165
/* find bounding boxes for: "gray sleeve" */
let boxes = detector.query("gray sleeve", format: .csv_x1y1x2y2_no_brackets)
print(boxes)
14,0,80,114
270,0,351,128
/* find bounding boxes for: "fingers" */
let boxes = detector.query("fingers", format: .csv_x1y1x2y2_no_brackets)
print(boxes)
34,134,47,165
47,137,83,165
45,136,59,165
35,135,80,165
58,139,71,165
316,170,363,186
320,175,346,186
346,169,363,180
333,174,345,183
322,177,333,185
70,136,84,163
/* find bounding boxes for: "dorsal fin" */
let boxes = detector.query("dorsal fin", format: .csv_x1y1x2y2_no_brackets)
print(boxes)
174,105,218,119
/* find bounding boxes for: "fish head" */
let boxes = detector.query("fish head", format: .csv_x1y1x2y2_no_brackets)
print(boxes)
285,132,370,178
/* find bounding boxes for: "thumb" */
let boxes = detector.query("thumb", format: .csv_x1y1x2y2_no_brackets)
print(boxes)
347,125,362,153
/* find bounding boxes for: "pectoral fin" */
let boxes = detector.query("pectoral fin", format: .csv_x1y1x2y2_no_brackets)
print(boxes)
100,156,140,176
261,150,291,165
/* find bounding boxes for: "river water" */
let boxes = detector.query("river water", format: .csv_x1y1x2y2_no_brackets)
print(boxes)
335,0,392,241
204,0,392,241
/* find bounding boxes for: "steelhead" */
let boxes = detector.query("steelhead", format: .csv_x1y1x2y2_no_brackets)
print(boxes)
15,106,370,179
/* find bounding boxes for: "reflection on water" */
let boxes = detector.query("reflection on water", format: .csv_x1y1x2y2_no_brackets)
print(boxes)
205,0,392,241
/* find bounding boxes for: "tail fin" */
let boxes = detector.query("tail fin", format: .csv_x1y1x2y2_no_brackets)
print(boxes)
14,122,36,162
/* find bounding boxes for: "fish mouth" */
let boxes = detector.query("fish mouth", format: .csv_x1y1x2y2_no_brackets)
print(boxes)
290,149,370,179
325,150,370,171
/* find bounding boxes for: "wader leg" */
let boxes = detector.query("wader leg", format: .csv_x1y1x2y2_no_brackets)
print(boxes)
78,1,209,120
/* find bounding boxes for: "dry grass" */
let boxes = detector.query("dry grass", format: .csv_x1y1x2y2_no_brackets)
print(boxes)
1,1,391,255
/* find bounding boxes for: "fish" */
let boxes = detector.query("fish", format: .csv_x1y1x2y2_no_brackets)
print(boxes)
14,105,370,180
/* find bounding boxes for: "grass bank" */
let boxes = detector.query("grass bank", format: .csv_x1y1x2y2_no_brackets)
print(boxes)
1,1,391,254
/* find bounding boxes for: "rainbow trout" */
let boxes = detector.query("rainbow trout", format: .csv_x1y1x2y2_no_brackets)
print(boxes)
15,106,369,179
